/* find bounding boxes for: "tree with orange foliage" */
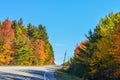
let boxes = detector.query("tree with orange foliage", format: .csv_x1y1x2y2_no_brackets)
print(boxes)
0,18,54,66
0,19,14,65
111,25,120,79
68,13,120,80
32,39,46,65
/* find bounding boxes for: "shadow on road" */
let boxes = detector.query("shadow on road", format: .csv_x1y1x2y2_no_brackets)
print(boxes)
0,70,45,80
0,65,61,80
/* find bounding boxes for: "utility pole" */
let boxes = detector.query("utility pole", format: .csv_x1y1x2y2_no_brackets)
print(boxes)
63,50,67,65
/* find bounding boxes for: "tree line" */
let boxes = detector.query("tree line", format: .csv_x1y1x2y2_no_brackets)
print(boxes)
67,12,120,80
0,18,54,65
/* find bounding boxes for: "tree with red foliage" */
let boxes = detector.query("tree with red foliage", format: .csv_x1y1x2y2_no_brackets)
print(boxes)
0,19,14,44
0,19,14,65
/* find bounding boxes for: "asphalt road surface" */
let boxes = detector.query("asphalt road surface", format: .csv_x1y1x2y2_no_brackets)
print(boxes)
0,65,61,80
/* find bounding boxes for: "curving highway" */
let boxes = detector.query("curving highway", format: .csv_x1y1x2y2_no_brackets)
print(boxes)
0,65,62,80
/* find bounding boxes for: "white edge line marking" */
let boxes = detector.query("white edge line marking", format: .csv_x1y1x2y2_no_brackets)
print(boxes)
44,72,46,80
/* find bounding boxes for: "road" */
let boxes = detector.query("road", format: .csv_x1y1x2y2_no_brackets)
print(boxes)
0,65,61,80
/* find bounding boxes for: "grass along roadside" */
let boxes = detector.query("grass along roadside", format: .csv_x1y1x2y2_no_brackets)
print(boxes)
55,69,81,80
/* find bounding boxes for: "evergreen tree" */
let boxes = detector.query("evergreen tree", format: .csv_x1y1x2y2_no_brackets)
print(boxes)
11,20,18,29
18,18,23,26
12,26,34,65
67,12,120,79
38,24,48,42
0,18,54,66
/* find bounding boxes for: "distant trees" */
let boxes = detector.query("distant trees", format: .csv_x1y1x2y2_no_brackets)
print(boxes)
0,18,54,65
67,12,120,80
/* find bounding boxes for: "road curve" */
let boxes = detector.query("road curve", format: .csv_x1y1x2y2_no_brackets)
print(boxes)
0,65,62,80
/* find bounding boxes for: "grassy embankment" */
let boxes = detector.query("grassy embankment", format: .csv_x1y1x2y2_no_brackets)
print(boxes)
55,67,81,80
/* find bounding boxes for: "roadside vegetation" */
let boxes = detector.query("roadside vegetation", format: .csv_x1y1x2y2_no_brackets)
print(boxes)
0,19,54,66
55,68,81,80
59,12,120,80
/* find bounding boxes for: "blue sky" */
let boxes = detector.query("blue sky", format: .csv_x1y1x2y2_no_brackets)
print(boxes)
0,0,120,65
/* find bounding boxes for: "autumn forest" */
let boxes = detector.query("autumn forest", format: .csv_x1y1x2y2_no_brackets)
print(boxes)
0,19,54,65
66,12,120,80
1,12,120,80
